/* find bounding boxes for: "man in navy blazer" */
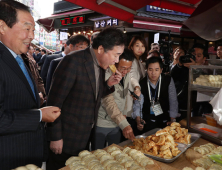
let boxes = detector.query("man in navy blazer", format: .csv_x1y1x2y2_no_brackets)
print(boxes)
40,39,71,86
0,1,61,169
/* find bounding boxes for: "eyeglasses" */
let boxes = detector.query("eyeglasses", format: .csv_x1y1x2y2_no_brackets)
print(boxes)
119,67,131,72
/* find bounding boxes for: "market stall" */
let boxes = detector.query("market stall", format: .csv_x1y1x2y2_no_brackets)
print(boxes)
59,122,222,170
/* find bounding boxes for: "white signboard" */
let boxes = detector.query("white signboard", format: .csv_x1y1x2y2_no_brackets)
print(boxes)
154,33,160,43
60,32,68,41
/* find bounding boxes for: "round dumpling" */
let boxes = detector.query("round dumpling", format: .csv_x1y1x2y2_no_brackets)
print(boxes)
110,150,122,157
25,164,38,170
79,150,91,158
140,157,154,167
93,149,107,156
91,164,104,170
122,147,131,154
82,154,96,161
88,160,100,169
110,164,125,170
107,146,120,153
128,149,137,157
134,155,147,163
106,163,119,170
100,154,114,163
66,156,82,165
102,159,118,168
118,156,132,164
130,165,145,170
131,151,144,160
69,161,85,168
124,160,138,168
84,157,99,166
115,153,128,160
97,152,107,159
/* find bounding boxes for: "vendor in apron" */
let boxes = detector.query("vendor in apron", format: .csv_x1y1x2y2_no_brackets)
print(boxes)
132,57,179,134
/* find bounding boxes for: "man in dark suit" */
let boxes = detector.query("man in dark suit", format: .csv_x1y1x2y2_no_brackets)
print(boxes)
33,48,41,63
45,35,90,95
40,41,69,86
46,27,125,169
38,49,47,67
0,1,61,169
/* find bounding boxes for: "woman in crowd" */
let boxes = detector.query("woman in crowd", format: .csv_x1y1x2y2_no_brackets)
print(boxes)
128,36,148,134
128,36,148,95
170,46,186,71
132,57,178,134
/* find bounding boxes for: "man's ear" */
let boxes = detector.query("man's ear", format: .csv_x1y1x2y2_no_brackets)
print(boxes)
98,45,104,54
0,20,7,35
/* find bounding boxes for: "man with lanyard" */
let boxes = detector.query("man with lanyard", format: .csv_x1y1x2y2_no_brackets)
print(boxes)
132,57,178,133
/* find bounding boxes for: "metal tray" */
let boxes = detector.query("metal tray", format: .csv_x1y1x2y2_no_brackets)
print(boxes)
118,128,187,163
187,132,201,148
191,123,222,138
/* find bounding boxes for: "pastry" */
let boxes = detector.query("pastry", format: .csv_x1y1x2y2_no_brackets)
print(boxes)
109,65,116,73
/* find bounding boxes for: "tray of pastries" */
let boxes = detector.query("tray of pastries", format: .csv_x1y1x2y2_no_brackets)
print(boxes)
61,144,161,170
119,123,201,163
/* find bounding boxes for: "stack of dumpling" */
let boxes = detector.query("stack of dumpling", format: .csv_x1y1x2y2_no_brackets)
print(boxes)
13,164,43,170
194,143,216,155
65,145,154,170
193,75,222,88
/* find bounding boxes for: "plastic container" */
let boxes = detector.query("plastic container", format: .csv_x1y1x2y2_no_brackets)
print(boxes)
204,114,217,127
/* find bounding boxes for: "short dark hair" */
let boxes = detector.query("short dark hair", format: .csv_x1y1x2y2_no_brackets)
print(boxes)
0,0,30,28
69,35,90,46
119,48,135,62
151,43,159,48
192,43,208,57
146,56,163,69
91,32,100,43
41,49,46,54
217,43,222,48
128,35,148,62
35,48,40,52
66,39,71,46
148,49,160,57
92,27,126,51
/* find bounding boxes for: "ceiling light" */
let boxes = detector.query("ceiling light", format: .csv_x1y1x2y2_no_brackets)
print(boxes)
123,27,126,33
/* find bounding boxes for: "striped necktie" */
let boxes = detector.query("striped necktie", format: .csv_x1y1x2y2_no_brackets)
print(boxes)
15,56,36,100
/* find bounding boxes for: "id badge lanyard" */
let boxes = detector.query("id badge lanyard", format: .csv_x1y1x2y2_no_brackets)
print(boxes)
147,75,163,116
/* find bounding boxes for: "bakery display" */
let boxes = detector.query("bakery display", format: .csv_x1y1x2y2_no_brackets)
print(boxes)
109,65,116,73
193,75,222,88
65,145,154,170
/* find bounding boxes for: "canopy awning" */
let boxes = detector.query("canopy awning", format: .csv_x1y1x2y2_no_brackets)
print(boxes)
65,0,202,23
181,0,222,41
36,8,93,32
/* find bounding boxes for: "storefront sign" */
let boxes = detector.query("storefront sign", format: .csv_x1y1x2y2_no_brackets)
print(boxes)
60,15,85,26
95,18,118,28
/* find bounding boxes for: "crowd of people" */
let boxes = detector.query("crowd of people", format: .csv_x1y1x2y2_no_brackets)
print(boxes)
0,1,222,170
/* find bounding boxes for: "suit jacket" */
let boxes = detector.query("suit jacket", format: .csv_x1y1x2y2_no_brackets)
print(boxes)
37,54,47,67
47,47,114,155
40,53,63,86
46,57,62,95
33,52,42,63
0,43,45,169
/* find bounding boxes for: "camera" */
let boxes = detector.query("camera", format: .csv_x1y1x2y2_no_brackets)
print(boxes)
179,54,196,64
